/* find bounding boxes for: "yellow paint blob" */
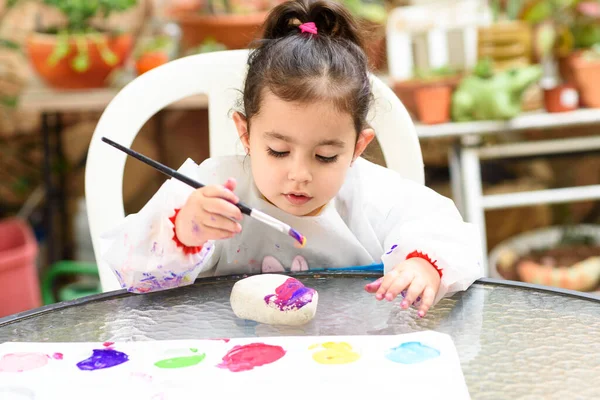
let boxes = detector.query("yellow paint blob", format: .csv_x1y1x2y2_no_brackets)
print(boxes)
310,342,360,365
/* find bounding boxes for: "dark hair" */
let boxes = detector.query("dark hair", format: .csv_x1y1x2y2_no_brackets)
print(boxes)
242,0,372,135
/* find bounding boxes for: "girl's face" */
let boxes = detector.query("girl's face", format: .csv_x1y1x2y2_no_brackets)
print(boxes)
234,91,374,216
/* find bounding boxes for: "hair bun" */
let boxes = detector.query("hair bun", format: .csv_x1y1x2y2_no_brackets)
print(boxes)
262,0,363,49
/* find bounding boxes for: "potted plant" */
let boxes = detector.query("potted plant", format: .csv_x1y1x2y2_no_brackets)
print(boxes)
451,59,542,121
570,44,600,108
490,225,600,293
23,0,139,89
393,65,462,124
167,0,282,53
518,0,599,111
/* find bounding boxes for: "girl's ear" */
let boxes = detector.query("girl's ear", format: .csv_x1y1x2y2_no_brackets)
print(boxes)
233,111,250,153
352,128,375,163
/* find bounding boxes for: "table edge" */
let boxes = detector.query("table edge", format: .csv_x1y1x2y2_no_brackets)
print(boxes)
1,274,598,328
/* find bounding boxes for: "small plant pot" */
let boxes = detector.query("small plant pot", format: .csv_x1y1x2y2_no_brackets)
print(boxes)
392,75,461,118
543,83,579,113
414,85,452,125
171,12,267,52
570,53,600,108
26,32,133,89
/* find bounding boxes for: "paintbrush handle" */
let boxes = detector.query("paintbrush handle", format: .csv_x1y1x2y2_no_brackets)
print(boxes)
101,137,253,216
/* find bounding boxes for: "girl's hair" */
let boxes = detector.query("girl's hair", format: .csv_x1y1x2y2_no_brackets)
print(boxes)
242,0,372,134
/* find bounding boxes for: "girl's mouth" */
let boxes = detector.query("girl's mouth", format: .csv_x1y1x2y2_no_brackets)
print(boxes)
284,193,312,206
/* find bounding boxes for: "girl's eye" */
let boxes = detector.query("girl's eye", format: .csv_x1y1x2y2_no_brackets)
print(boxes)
267,148,289,158
317,155,338,163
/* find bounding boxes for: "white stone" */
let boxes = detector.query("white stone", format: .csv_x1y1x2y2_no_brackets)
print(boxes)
230,274,318,326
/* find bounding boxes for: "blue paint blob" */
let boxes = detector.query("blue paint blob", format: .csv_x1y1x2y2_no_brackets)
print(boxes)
76,349,129,371
385,342,440,364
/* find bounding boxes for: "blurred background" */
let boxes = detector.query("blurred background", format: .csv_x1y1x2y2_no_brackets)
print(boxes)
0,0,599,317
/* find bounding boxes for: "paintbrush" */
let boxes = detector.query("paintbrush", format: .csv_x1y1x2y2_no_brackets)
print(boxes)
101,137,306,247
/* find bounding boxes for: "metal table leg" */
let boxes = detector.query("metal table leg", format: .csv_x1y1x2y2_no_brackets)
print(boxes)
460,143,488,276
41,112,56,266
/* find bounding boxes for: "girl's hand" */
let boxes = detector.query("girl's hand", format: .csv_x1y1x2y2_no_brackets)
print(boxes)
174,178,243,247
364,258,441,318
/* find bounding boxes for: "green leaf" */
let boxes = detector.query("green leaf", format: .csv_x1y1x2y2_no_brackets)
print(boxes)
0,38,20,50
521,1,554,23
0,96,19,108
93,36,119,66
71,34,90,72
534,22,558,58
71,53,89,72
47,31,70,66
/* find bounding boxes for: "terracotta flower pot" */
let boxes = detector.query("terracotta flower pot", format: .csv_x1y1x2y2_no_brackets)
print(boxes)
26,32,133,89
543,83,579,113
393,76,461,118
570,52,600,108
414,85,452,125
172,12,268,52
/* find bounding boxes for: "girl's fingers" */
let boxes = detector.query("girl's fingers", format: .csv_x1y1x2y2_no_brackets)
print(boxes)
374,271,399,300
364,277,383,293
401,280,425,309
223,178,237,192
202,213,242,234
203,184,239,204
203,197,243,221
204,226,238,241
417,287,437,318
384,271,415,302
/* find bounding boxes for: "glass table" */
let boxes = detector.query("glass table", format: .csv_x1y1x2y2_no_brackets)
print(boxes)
1,273,599,398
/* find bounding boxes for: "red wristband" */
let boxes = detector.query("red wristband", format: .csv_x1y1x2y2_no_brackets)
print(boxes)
406,250,443,278
169,208,203,255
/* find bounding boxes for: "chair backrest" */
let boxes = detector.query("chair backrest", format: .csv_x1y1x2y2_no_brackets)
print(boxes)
386,0,492,81
86,49,423,292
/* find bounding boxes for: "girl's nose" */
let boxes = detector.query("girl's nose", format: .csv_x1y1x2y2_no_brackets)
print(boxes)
288,159,312,183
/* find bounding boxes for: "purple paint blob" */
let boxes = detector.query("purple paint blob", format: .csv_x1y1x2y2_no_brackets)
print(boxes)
289,228,306,247
191,221,201,234
264,278,315,311
386,244,398,255
76,349,129,371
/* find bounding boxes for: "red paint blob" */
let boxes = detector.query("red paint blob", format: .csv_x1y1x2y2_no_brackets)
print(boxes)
218,343,285,372
52,353,63,360
103,342,114,347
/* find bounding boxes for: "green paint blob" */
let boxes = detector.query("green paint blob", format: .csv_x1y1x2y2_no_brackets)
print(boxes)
154,353,206,369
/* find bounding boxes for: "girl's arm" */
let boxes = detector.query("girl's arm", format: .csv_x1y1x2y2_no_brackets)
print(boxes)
378,181,483,306
100,158,220,293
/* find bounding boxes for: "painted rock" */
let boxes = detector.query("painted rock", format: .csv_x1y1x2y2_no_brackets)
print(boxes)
230,274,318,326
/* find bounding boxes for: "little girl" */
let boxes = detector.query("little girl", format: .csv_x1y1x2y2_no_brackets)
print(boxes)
103,0,483,318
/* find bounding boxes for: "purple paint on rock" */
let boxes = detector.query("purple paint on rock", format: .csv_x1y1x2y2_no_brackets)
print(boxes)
264,278,315,311
76,349,129,371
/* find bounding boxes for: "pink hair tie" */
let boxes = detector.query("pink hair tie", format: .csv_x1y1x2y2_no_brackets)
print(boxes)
299,22,318,35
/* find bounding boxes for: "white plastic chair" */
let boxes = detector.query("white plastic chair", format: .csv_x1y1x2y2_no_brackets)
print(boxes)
86,49,423,292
